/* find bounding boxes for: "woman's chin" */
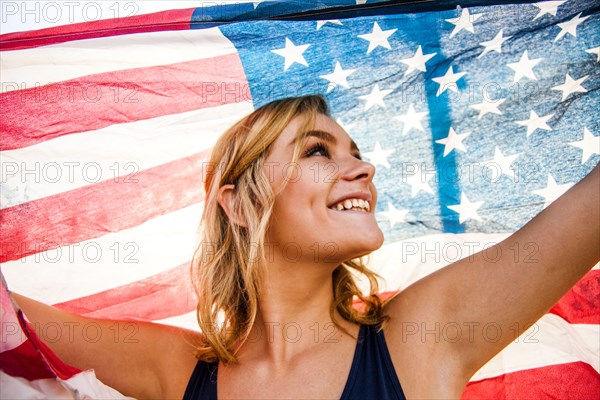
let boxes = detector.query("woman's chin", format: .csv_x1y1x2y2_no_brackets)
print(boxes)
343,229,385,260
366,231,385,253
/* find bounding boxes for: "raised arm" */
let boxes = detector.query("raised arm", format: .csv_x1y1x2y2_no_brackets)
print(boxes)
11,294,201,399
384,164,599,397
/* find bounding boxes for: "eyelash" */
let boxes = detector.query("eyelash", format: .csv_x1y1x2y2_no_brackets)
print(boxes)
303,142,363,160
304,142,330,158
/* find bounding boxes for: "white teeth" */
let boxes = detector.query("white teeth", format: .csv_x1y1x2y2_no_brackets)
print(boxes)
330,198,371,212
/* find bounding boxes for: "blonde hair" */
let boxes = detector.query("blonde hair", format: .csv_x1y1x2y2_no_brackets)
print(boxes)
191,95,388,363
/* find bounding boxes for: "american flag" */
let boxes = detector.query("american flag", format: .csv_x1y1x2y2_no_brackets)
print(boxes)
1,0,598,398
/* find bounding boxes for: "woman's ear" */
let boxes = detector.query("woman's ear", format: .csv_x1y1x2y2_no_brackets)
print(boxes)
217,184,248,227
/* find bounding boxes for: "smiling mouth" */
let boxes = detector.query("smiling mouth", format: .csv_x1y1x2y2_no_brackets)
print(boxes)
329,198,371,212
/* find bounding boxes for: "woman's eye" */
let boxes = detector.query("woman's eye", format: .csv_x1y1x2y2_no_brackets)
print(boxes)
304,143,330,158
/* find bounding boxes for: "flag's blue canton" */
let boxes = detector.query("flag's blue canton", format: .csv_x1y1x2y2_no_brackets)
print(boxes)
216,0,599,242
190,0,368,25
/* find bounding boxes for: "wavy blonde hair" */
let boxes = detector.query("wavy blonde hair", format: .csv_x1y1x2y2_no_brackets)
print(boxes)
192,95,388,363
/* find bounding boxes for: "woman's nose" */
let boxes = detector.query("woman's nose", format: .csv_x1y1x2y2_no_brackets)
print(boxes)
339,156,375,182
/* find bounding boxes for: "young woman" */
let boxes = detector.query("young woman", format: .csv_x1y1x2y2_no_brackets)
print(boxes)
13,95,600,399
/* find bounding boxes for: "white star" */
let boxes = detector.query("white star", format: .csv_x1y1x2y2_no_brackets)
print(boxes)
319,61,356,93
394,104,428,135
271,38,310,71
435,127,470,157
432,66,466,96
478,29,510,58
569,127,599,164
445,8,483,38
516,110,554,137
483,147,520,180
555,13,590,42
447,193,484,224
469,97,506,119
532,1,566,20
378,203,409,228
400,45,436,76
551,73,588,101
358,84,393,111
253,2,262,9
532,174,573,209
363,141,395,168
507,50,542,82
336,118,356,133
404,169,435,197
316,20,342,30
586,46,600,62
358,22,397,54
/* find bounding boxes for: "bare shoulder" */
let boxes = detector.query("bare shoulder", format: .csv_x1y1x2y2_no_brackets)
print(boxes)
138,322,203,399
381,287,470,399
105,320,202,398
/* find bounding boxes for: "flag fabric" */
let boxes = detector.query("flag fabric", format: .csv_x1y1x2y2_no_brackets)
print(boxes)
1,0,599,398
0,274,133,399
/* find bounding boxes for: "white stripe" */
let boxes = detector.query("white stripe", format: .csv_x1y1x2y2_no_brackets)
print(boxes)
154,311,200,332
361,232,512,292
1,232,501,309
0,101,253,209
3,231,572,309
159,233,599,335
364,233,598,292
1,202,204,303
471,314,600,380
1,27,238,92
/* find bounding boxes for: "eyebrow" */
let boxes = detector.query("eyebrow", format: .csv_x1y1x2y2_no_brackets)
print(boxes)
289,129,360,153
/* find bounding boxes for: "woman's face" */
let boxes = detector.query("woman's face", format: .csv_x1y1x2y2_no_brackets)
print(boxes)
263,113,384,265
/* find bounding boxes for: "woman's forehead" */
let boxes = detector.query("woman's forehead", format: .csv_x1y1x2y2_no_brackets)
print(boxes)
277,114,355,148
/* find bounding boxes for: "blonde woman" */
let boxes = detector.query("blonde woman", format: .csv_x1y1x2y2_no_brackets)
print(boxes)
13,95,600,399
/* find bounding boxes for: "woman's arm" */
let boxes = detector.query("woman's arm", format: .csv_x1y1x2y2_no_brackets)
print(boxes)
384,164,599,396
12,293,201,399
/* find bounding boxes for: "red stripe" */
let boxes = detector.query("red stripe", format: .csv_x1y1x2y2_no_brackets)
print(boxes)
17,311,81,380
56,277,391,323
352,290,397,311
549,270,600,324
0,8,195,51
462,361,600,399
54,263,196,321
0,151,209,263
0,54,249,151
0,339,56,380
0,311,81,381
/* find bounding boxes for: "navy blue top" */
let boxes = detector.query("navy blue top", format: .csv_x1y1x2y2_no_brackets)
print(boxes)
183,324,406,399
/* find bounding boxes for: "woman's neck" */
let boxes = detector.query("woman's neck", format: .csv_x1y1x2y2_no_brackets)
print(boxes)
237,258,355,364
